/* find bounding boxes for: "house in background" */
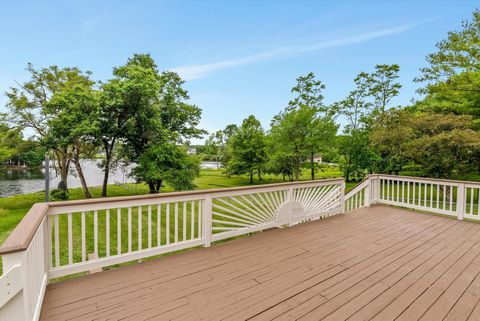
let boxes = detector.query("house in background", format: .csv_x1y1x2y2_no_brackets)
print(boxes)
313,154,322,164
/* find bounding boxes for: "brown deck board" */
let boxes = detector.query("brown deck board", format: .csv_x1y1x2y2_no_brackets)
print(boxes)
39,205,480,321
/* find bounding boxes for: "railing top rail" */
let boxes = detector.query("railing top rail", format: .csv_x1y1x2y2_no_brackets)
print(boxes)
369,174,480,186
0,203,49,255
47,178,344,208
344,177,369,201
0,178,343,255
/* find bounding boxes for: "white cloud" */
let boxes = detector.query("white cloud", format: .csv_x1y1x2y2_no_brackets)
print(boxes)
171,19,433,81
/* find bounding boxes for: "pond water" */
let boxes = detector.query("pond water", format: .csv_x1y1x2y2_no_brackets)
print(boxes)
200,161,224,169
0,160,133,197
0,160,224,197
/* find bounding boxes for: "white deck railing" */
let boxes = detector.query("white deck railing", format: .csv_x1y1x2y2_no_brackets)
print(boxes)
0,178,344,321
344,174,480,220
3,174,479,321
0,204,49,321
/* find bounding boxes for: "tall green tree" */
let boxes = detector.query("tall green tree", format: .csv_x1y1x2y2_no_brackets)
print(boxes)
227,115,267,183
272,73,336,180
333,71,375,181
118,56,204,193
367,64,401,113
334,72,372,132
415,9,480,127
5,64,94,191
43,83,99,198
98,54,161,196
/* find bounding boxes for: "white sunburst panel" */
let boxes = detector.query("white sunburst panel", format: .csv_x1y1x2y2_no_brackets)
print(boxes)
210,182,343,239
293,184,341,217
211,189,288,235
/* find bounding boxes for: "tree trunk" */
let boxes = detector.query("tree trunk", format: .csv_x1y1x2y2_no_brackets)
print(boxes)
310,152,315,180
155,180,162,193
295,158,300,181
258,169,262,180
148,181,156,194
102,158,110,197
250,171,253,184
55,149,70,191
73,156,92,198
101,140,114,197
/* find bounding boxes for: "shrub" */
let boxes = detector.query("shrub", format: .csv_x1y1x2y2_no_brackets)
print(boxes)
51,188,69,201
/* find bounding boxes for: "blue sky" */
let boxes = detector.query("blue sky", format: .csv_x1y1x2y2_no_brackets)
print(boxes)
0,0,477,142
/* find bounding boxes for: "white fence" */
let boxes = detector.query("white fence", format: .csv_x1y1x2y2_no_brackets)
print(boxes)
0,178,344,321
3,174,479,321
0,204,49,321
344,174,480,221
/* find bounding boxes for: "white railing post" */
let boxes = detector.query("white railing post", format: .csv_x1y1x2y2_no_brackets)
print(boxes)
340,181,346,213
203,194,212,247
0,252,26,321
371,175,380,204
287,187,294,226
364,178,371,207
457,183,465,220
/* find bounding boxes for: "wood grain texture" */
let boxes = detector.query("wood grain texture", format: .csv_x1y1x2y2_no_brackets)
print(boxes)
0,203,49,254
39,205,480,321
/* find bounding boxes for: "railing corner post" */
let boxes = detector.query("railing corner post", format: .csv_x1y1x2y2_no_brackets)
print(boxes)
364,179,371,207
340,181,346,214
1,252,27,321
203,194,212,247
371,176,380,204
457,183,465,220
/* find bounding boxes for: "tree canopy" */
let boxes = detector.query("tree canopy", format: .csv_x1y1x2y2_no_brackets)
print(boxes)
227,115,267,183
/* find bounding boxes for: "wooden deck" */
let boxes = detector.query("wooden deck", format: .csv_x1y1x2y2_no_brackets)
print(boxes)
40,205,480,321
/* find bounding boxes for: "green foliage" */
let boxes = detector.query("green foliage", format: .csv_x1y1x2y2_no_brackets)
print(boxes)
415,9,480,127
333,72,372,132
98,54,205,196
6,64,94,136
333,64,402,180
269,73,337,181
132,143,200,192
338,131,377,181
16,140,46,167
370,110,480,178
0,116,21,163
43,78,99,198
0,114,45,166
43,83,99,150
98,54,164,196
51,188,69,201
368,64,401,113
288,72,328,114
204,124,238,164
5,64,95,190
227,115,267,183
